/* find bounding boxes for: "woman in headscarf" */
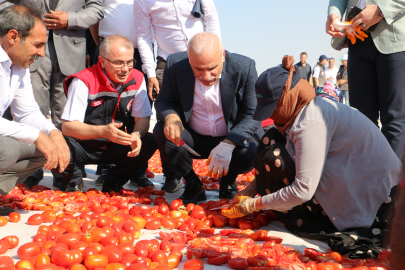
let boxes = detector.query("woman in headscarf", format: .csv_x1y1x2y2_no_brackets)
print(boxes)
228,56,401,258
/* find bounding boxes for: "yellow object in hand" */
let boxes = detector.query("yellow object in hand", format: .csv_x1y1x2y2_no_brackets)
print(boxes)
221,196,251,219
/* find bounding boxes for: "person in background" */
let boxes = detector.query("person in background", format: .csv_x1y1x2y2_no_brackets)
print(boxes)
22,0,104,191
134,0,221,193
312,55,328,87
327,1,405,161
337,54,349,106
89,0,154,188
0,4,69,207
294,52,312,82
325,58,339,84
59,35,157,193
154,33,262,203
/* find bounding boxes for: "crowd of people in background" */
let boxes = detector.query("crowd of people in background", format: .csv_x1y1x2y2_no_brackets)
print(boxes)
1,0,405,265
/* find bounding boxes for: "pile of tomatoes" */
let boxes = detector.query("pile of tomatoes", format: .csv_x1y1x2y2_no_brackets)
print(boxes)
147,151,255,191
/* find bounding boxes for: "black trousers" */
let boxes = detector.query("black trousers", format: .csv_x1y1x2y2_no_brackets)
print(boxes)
348,37,405,160
153,121,259,186
56,133,157,186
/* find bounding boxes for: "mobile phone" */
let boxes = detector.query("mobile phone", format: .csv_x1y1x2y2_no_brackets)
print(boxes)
347,6,378,32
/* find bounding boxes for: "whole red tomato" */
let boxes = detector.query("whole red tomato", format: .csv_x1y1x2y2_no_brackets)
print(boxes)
238,219,253,230
1,236,18,249
100,245,123,263
117,243,134,256
170,199,183,211
84,254,108,270
8,212,21,223
36,263,59,270
158,204,169,215
126,263,149,270
184,258,204,270
0,217,8,227
56,233,81,248
100,236,119,247
51,249,75,268
213,214,228,228
17,242,41,259
191,205,206,220
35,253,51,267
0,240,9,255
41,210,56,223
33,233,48,243
150,250,168,265
145,219,161,230
161,216,175,230
0,255,14,269
121,254,138,267
96,216,113,228
91,228,108,243
28,214,43,225
228,257,249,270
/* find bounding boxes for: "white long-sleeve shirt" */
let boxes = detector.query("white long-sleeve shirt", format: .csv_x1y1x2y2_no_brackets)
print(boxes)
134,0,221,78
0,46,56,144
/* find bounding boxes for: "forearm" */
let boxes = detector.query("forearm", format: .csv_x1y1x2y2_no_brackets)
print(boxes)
133,117,150,138
314,78,319,87
62,120,105,140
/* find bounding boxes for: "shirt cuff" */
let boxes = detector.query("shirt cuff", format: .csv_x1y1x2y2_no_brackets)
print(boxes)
20,125,41,145
328,12,341,19
146,69,157,79
40,122,58,136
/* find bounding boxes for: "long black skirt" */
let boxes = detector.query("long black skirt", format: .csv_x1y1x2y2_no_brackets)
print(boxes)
253,128,396,259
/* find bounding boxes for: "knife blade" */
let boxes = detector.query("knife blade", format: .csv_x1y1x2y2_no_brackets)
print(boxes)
209,204,232,210
180,139,201,157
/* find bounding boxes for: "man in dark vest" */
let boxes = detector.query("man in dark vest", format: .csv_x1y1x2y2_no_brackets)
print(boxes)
313,55,328,87
337,54,349,106
57,35,157,192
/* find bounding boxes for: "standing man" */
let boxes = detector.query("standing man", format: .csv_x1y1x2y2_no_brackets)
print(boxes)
134,0,221,192
294,52,312,82
325,58,339,84
337,54,349,106
0,4,69,202
23,0,104,191
313,55,328,87
154,33,263,203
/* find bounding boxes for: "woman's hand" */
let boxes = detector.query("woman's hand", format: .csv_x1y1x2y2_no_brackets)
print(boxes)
351,5,383,31
232,179,257,202
326,13,345,37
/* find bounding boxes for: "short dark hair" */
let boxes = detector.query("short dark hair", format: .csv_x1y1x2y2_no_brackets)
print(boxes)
0,3,43,43
300,52,307,56
329,57,335,61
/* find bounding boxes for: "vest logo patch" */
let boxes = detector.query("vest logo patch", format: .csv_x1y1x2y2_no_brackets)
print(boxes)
127,98,134,110
91,98,104,107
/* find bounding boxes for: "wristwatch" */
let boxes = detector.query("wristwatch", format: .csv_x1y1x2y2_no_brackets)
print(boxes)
134,131,141,138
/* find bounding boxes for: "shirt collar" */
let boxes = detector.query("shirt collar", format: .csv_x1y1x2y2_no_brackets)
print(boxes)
102,68,122,90
0,45,12,69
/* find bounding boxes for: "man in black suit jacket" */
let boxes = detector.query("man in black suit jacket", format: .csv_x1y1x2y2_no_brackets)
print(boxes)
154,33,263,204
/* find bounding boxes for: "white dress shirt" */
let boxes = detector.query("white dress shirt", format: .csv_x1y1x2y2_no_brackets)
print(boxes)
313,66,322,78
188,76,227,137
62,77,152,123
134,0,221,78
99,0,138,48
0,46,56,144
325,66,339,84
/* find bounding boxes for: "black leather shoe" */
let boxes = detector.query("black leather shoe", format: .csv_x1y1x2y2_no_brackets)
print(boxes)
95,174,107,186
52,177,66,190
228,181,238,191
161,176,182,193
219,189,238,199
0,207,14,216
130,174,154,188
79,165,87,178
22,176,40,189
65,179,84,192
180,181,206,205
102,179,124,193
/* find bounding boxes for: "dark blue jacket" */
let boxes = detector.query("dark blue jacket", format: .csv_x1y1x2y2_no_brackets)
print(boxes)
155,50,261,147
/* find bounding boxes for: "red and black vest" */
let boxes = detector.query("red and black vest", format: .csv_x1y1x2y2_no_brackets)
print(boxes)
64,62,144,150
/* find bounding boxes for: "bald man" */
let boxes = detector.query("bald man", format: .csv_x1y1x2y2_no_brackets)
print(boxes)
154,33,263,204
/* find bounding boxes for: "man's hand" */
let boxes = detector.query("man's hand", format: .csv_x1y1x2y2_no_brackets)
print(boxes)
164,114,184,146
351,5,383,31
337,79,347,84
326,13,345,37
128,132,142,157
206,142,236,178
44,10,68,30
232,179,257,202
103,123,134,145
34,131,59,171
49,130,70,173
147,77,160,101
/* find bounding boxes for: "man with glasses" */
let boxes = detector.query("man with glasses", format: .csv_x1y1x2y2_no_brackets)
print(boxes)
59,35,157,192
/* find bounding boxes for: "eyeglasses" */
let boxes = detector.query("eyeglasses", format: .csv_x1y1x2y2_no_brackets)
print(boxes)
101,56,136,68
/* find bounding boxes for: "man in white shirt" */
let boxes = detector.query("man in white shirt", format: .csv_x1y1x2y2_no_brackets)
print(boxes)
134,0,221,101
0,4,69,203
325,58,339,84
154,33,263,203
60,35,157,192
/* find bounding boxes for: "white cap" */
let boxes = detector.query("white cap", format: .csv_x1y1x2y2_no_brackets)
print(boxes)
340,54,348,61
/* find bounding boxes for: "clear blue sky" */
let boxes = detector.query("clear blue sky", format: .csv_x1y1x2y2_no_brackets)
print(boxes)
215,0,348,74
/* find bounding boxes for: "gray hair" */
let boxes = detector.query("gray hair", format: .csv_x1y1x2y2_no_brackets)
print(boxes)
0,3,43,43
99,35,133,58
187,32,223,55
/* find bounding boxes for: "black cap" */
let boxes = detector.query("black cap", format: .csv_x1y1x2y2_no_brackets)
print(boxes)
253,67,289,121
319,55,328,61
